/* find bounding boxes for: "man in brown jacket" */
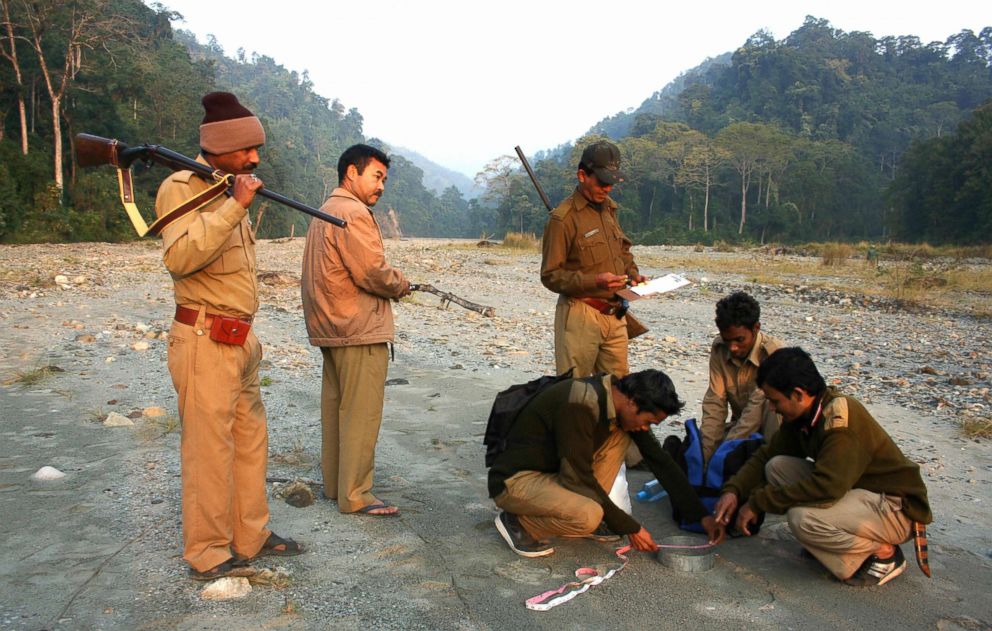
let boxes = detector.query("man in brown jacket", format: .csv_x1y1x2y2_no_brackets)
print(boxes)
157,92,302,581
301,143,410,516
540,140,647,379
700,291,783,462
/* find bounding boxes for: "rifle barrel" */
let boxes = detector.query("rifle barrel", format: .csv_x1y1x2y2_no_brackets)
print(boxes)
74,134,346,228
514,145,553,212
144,144,347,228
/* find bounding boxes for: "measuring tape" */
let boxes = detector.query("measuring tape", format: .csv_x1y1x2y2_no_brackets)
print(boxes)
525,541,714,611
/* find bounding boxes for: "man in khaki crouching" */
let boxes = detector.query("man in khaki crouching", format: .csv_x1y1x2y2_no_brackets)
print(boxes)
156,92,303,581
714,347,932,586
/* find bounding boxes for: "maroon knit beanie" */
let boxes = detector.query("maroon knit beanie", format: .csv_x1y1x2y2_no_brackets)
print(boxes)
199,92,265,154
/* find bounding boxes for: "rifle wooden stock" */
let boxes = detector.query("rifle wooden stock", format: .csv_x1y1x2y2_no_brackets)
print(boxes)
514,145,553,212
74,133,347,228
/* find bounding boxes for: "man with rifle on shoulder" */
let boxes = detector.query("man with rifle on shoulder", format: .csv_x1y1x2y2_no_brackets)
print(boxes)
540,140,646,380
155,92,303,580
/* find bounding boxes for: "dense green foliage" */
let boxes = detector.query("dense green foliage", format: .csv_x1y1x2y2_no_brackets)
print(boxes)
0,0,467,242
1,6,989,245
890,101,992,243
487,18,992,245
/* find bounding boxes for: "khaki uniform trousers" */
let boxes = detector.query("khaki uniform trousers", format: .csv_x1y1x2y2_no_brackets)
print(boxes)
494,426,630,540
320,343,389,513
168,318,270,573
766,456,912,580
554,296,629,378
555,295,641,467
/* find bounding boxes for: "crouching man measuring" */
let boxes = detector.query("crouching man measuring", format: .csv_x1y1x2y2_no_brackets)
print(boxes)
488,370,724,557
713,347,933,586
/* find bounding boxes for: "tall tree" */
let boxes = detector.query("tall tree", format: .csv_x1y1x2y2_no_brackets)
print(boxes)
676,133,728,232
0,0,28,154
17,0,129,191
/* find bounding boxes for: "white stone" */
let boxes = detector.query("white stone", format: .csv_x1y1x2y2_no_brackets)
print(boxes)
72,275,86,284
32,466,66,480
131,341,150,351
142,406,167,418
103,412,134,427
54,275,69,285
200,577,252,600
135,323,150,333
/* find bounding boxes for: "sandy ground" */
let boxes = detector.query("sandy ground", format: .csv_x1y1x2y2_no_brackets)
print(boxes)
0,238,990,630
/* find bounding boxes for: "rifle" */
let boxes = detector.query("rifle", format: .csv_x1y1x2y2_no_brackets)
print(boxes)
75,133,346,237
409,283,494,317
514,145,553,212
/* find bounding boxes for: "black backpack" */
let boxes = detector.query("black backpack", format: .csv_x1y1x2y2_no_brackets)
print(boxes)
483,368,606,467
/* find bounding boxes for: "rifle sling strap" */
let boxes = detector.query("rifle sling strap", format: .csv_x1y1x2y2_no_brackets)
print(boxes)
116,167,232,237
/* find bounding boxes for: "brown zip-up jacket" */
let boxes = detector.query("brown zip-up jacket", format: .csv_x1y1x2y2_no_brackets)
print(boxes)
301,187,407,347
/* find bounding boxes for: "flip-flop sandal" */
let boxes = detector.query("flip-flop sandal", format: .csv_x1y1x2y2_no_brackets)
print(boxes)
189,558,257,582
355,501,400,517
257,532,305,557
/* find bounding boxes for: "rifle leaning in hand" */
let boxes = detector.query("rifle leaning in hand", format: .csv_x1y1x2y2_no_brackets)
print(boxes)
410,284,495,317
75,133,346,237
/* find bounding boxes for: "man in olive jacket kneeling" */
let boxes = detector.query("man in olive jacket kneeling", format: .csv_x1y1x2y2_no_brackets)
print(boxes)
714,347,932,587
488,369,724,557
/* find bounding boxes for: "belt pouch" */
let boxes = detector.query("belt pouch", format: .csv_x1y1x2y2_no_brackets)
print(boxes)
209,315,250,346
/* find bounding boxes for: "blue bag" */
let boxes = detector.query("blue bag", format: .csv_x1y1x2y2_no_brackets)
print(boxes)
670,418,764,534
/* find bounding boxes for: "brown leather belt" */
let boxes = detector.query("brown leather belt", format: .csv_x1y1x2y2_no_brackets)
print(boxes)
174,305,252,330
578,297,621,315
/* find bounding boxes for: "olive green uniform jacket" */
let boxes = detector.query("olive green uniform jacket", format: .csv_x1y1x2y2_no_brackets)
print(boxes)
488,376,708,536
723,388,932,524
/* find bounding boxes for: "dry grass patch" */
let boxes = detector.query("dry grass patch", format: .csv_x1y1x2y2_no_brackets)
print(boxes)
271,438,314,467
960,416,992,440
5,365,64,386
821,243,855,266
137,414,181,441
500,231,540,250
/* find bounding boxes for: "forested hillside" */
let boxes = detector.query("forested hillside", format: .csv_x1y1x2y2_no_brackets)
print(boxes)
1,5,989,245
0,0,476,242
480,18,992,245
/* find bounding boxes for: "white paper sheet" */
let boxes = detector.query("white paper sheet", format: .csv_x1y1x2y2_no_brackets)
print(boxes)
627,273,691,297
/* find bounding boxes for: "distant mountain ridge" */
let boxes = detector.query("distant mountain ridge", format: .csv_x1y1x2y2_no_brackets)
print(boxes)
391,146,481,200
588,52,733,139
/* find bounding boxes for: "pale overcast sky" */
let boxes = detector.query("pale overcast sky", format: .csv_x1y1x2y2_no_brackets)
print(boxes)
154,1,987,177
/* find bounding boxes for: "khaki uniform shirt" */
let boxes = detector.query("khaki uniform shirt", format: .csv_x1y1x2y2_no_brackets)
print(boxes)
540,188,639,300
700,331,783,460
154,157,257,319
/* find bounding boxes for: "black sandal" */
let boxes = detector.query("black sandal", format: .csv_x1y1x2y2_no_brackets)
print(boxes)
189,558,257,582
257,532,304,557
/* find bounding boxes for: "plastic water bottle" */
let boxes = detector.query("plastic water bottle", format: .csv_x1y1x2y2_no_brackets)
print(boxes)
635,479,668,503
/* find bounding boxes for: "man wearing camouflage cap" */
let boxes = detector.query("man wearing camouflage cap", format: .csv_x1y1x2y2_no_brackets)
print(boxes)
540,140,647,380
155,92,303,581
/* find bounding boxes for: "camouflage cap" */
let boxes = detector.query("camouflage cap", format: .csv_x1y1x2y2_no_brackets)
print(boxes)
579,140,625,185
